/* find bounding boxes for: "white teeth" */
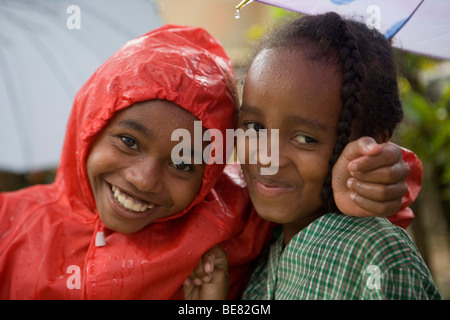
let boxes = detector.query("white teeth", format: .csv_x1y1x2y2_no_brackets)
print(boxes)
132,202,143,211
124,199,134,209
110,185,154,213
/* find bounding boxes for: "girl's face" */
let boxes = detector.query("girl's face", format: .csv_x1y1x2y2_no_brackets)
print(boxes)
87,100,205,234
240,47,343,241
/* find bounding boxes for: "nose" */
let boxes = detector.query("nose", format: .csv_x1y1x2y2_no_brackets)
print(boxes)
259,134,297,175
276,140,292,168
124,157,163,193
252,129,285,176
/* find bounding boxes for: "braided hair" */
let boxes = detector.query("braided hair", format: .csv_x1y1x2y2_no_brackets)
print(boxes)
252,12,403,213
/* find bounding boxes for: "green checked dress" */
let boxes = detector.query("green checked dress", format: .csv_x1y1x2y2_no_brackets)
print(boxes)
242,212,442,300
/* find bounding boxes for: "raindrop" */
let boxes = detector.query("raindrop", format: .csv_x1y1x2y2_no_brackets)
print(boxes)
235,0,253,19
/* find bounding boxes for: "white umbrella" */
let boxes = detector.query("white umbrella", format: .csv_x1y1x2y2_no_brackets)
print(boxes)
0,0,162,173
235,0,450,60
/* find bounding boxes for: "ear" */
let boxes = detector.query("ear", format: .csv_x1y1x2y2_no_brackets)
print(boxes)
374,130,390,143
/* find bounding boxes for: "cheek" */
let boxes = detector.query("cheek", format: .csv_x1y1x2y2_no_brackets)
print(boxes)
236,135,258,165
297,152,331,194
86,143,119,183
169,173,204,210
86,151,102,182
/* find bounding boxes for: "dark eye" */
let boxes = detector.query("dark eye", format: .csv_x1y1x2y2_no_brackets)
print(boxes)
244,122,265,132
120,136,138,150
172,161,193,172
293,134,317,144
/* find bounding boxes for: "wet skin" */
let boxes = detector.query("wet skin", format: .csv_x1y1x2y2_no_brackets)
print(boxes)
86,100,205,234
239,47,343,244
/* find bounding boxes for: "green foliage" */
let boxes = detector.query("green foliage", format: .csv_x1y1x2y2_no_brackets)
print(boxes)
245,6,302,42
394,53,450,191
269,6,295,20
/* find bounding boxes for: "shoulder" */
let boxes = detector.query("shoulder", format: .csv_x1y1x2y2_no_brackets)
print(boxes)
0,184,62,232
1,183,60,208
299,213,426,271
311,213,412,245
291,213,441,299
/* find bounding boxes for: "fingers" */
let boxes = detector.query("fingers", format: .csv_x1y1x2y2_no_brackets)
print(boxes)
346,175,408,217
333,139,413,218
349,191,403,217
348,142,404,173
207,244,228,272
184,245,228,287
203,252,215,274
347,161,409,216
187,253,214,286
349,160,410,185
341,137,383,164
347,177,408,202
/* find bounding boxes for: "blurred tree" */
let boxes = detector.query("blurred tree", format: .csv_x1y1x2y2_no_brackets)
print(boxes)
393,52,450,297
395,52,450,230
0,170,56,192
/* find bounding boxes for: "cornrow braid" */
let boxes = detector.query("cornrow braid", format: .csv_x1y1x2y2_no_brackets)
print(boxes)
320,14,366,213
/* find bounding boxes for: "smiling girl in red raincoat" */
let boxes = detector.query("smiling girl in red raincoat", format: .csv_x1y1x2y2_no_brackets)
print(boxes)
0,25,420,299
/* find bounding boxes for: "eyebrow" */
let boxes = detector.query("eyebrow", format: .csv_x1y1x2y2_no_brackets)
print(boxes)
239,105,261,116
287,115,328,132
118,119,151,136
240,104,328,132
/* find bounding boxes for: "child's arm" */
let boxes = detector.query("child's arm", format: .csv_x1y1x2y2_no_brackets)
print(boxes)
183,245,229,300
332,137,421,222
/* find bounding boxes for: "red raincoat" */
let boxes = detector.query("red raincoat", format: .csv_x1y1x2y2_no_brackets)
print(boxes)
0,25,272,299
0,25,420,300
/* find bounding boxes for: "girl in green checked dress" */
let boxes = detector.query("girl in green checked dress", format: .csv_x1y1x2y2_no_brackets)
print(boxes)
184,12,442,300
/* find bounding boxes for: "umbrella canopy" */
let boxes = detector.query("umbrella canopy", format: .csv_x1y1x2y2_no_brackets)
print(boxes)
236,0,450,60
0,0,162,173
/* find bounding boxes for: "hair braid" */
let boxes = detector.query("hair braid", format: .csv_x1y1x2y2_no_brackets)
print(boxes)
320,16,366,212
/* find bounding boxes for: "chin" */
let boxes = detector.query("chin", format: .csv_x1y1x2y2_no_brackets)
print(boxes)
110,223,148,235
98,212,147,235
252,203,288,225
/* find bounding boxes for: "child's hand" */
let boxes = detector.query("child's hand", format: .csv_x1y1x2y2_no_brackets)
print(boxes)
183,245,229,300
332,137,410,217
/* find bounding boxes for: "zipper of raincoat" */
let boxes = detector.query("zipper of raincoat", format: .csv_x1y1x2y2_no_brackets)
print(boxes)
81,216,106,299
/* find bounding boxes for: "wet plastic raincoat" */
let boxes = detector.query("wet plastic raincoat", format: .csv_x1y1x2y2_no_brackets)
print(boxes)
0,25,273,299
0,25,420,300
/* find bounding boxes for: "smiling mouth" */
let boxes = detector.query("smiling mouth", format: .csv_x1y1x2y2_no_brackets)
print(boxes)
251,176,295,197
110,185,155,213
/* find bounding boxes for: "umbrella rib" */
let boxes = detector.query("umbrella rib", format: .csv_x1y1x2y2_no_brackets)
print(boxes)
386,0,424,40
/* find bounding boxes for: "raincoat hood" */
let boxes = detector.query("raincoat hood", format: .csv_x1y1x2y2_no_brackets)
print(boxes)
0,25,274,299
58,24,237,222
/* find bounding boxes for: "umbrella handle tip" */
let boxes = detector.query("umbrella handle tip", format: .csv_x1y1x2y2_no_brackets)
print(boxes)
236,0,253,10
